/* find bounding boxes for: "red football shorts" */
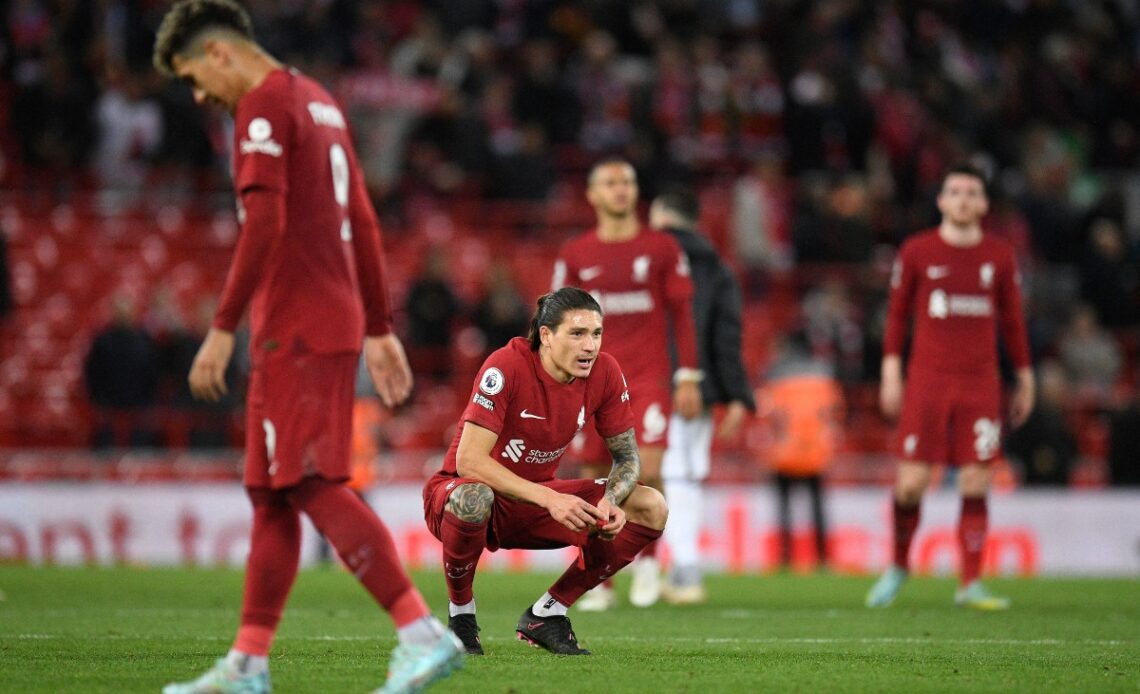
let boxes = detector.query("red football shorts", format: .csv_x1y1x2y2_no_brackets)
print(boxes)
894,369,1003,466
423,473,607,551
244,350,358,489
571,380,671,465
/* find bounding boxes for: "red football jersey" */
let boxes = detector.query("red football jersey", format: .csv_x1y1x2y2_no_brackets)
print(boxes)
552,227,698,389
215,68,393,356
438,338,635,483
883,229,1031,377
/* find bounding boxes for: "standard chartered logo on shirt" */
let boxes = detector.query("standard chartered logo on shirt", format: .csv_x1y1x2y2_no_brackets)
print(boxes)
501,439,526,463
928,289,992,319
500,438,569,464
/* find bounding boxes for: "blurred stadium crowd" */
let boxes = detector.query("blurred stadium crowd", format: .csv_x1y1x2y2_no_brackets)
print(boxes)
0,0,1137,488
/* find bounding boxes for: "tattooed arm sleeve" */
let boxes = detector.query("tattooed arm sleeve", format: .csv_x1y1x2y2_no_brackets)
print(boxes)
602,428,640,505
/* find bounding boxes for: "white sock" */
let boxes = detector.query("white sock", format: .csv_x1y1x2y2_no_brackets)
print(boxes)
531,592,568,617
448,600,476,617
664,478,703,570
397,615,446,647
224,649,268,676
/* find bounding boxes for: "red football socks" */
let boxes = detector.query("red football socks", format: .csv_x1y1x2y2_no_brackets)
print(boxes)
548,522,662,606
439,513,488,606
287,478,420,620
235,488,301,655
892,499,921,570
958,496,988,585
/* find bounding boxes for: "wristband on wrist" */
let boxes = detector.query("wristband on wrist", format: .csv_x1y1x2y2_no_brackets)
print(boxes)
673,368,704,385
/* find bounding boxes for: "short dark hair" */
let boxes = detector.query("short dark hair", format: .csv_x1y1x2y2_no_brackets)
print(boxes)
941,163,988,195
587,156,635,186
654,186,700,225
527,287,602,350
153,0,254,77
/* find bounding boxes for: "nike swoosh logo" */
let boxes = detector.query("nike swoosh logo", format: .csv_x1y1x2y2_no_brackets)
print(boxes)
520,410,546,420
579,266,603,281
527,622,544,630
927,266,950,279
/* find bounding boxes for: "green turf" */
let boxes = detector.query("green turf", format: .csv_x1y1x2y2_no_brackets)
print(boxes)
0,566,1137,692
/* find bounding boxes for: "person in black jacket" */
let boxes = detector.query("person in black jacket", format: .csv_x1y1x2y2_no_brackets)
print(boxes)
650,186,757,604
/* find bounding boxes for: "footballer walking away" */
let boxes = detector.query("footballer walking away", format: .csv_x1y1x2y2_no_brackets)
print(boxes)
423,286,669,655
152,2,461,692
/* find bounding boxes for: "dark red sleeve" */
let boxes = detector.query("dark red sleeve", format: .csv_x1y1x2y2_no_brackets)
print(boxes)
882,242,917,357
997,248,1032,370
594,355,635,438
461,352,515,435
213,188,286,331
662,238,699,370
346,147,393,336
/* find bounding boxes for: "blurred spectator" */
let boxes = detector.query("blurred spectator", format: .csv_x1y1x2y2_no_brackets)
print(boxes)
1108,374,1140,487
512,39,581,146
1057,304,1122,402
756,331,843,570
471,261,528,357
1079,218,1140,329
92,64,163,191
486,122,556,201
570,30,636,152
728,41,785,161
691,34,730,165
157,297,241,448
801,278,864,383
731,153,793,274
1005,360,1077,487
403,247,461,380
83,294,160,448
11,49,96,182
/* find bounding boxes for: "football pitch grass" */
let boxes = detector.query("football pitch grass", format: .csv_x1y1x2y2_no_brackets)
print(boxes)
1,566,1136,693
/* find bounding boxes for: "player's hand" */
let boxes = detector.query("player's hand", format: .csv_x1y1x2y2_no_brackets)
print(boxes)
674,380,703,420
595,495,626,540
716,401,748,441
364,334,414,409
1009,368,1035,428
545,492,606,533
879,375,903,419
188,328,235,402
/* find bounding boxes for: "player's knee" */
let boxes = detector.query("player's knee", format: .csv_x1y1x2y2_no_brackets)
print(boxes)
625,485,668,530
444,482,494,524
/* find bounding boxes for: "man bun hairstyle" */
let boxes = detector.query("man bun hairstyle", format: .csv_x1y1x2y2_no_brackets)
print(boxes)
527,287,602,350
153,0,254,77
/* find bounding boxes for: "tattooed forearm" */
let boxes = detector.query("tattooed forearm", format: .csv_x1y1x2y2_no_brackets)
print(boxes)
445,482,494,523
602,428,640,505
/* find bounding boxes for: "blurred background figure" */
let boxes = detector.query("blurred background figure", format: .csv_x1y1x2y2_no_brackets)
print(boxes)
403,246,461,381
1005,360,1077,487
756,331,843,571
83,293,159,448
1107,366,1140,488
1057,304,1122,404
650,186,755,605
471,260,529,359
